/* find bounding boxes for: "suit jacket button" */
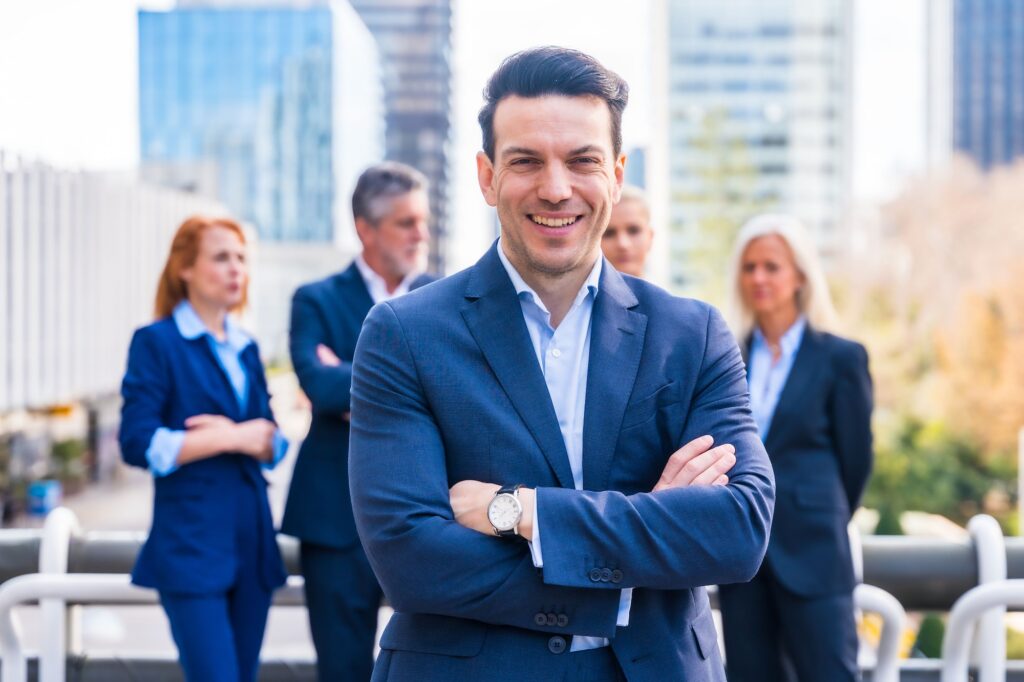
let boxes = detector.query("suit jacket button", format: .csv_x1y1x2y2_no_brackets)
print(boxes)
589,568,603,582
546,612,558,626
557,614,569,627
534,612,547,626
611,569,623,584
548,635,567,654
600,568,613,582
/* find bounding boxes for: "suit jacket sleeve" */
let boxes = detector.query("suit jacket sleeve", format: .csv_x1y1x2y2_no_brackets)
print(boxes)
119,328,170,470
829,341,873,511
289,286,353,416
349,302,621,638
534,307,776,591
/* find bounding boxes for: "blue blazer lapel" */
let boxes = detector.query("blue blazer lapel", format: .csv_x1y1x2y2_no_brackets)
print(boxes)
183,336,243,420
459,245,575,489
763,326,823,450
582,263,647,490
337,263,375,318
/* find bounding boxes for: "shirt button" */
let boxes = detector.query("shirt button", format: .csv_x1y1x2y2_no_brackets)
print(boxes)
600,568,613,582
551,348,562,358
589,568,603,582
611,569,623,584
548,635,567,654
546,613,558,626
557,614,569,627
534,612,547,626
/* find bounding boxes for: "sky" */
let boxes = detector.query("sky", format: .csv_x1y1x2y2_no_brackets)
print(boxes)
0,0,930,256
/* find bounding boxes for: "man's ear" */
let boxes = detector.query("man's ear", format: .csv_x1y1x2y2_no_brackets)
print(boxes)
476,151,498,207
612,153,626,203
354,216,374,246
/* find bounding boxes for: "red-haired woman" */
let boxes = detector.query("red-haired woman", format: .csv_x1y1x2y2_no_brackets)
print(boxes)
118,216,288,681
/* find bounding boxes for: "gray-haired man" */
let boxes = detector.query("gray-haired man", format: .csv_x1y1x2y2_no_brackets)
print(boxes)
281,162,435,681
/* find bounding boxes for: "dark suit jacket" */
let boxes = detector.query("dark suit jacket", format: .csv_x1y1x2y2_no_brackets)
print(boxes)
119,318,287,595
751,326,873,597
280,263,433,548
348,244,775,682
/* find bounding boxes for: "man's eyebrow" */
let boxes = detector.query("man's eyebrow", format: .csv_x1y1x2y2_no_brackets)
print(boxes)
568,145,605,156
501,146,539,158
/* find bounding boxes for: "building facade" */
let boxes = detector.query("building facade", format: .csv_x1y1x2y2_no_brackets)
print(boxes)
138,1,383,246
658,0,851,294
349,0,452,271
952,0,1024,170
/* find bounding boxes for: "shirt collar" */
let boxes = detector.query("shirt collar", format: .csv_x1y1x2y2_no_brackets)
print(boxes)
752,315,807,356
355,253,421,303
496,237,602,315
172,300,252,352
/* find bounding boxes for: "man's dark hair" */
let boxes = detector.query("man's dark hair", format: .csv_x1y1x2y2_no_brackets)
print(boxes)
351,161,428,224
478,46,629,161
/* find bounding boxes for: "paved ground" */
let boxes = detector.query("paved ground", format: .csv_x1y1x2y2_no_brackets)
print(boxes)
12,372,393,660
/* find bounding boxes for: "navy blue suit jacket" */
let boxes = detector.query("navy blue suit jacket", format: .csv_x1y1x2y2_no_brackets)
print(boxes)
348,244,775,681
281,263,433,548
750,326,873,597
119,317,287,595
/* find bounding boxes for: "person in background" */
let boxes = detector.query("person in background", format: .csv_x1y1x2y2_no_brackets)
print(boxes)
280,161,434,681
601,184,653,277
118,215,289,682
718,214,873,682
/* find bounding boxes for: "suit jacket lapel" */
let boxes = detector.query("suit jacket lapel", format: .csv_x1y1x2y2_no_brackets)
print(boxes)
186,337,243,420
582,264,647,490
460,245,575,489
338,263,375,319
763,326,823,450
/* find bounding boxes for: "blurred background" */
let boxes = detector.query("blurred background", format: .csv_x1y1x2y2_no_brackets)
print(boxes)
0,0,1022,664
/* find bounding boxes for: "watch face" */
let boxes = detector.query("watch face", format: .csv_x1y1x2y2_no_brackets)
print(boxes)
487,493,522,531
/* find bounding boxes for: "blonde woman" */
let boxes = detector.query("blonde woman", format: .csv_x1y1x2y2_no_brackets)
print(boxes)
718,214,873,682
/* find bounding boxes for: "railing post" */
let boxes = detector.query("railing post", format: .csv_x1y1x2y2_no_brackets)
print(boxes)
942,579,1024,682
854,583,906,682
38,508,79,682
968,514,1007,682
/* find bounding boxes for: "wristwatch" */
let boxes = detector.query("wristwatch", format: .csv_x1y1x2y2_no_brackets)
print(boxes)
487,484,524,538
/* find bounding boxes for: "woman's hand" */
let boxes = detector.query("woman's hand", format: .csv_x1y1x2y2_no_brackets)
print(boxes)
231,418,277,461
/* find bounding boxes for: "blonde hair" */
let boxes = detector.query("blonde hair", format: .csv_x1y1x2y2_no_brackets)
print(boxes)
725,213,839,341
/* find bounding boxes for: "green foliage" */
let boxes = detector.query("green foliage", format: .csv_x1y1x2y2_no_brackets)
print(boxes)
50,438,87,482
913,613,945,658
864,416,1015,527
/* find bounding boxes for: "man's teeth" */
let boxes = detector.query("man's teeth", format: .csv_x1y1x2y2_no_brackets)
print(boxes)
531,215,578,227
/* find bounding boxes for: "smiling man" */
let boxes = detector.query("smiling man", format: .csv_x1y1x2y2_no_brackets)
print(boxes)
348,47,774,682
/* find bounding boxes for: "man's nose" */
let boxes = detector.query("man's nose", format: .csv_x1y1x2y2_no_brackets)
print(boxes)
537,164,572,204
413,221,430,243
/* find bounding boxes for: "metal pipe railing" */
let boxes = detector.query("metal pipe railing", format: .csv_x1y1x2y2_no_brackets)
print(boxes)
967,514,1007,682
941,579,1024,682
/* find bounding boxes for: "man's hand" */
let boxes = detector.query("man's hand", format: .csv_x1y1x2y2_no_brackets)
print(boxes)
316,343,341,367
450,481,536,541
653,435,735,492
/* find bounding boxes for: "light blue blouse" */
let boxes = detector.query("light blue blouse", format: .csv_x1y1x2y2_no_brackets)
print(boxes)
747,316,806,438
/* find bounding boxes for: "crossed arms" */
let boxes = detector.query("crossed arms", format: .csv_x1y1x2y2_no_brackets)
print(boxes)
348,302,775,637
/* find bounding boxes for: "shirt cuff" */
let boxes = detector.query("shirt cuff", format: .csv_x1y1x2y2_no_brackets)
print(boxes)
146,427,184,477
527,491,543,568
618,588,633,627
261,429,290,470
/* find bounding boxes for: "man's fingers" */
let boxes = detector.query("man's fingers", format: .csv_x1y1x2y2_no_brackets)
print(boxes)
713,474,729,486
689,447,736,486
655,435,714,490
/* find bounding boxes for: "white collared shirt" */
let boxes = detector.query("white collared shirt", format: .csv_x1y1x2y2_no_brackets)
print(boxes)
496,240,631,652
355,254,420,304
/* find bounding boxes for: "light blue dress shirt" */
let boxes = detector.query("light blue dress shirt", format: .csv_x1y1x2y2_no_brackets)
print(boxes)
496,241,631,652
145,301,289,477
747,316,807,438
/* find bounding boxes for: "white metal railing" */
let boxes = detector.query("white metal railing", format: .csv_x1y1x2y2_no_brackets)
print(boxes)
942,579,1024,682
968,514,1007,682
855,583,905,682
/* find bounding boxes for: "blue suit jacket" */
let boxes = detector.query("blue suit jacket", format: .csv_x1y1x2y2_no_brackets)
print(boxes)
280,264,434,548
348,245,775,682
751,326,873,597
119,317,288,595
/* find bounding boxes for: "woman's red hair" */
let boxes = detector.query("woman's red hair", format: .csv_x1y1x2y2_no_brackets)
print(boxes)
154,215,249,319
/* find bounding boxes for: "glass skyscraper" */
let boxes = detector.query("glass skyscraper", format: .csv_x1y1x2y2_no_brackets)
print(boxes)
138,1,383,243
349,0,452,271
660,0,850,293
952,0,1024,170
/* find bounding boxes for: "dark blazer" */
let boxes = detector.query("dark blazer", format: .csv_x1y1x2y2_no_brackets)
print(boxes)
119,317,288,595
348,244,775,682
751,325,873,597
280,263,434,548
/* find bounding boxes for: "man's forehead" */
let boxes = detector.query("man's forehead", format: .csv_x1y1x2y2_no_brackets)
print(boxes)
492,94,614,153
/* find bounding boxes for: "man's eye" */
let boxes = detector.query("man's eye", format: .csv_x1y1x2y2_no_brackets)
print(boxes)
572,157,598,165
510,158,536,166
